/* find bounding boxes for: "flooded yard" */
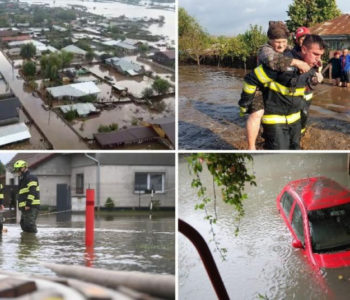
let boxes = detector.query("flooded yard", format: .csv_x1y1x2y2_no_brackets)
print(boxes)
1,212,175,276
72,96,175,139
179,65,350,150
179,153,350,300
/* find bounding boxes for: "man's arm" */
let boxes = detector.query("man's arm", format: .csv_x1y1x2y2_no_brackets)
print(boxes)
26,177,38,209
0,184,4,210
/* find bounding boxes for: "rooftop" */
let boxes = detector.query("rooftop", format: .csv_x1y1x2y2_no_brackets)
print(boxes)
47,82,100,98
310,14,350,36
288,177,350,211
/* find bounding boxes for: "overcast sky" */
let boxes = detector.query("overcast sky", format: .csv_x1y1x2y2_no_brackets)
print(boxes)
0,153,15,165
180,0,350,36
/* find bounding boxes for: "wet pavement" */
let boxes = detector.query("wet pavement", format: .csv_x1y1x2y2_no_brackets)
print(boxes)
179,65,350,150
0,52,88,149
1,212,175,276
179,153,350,300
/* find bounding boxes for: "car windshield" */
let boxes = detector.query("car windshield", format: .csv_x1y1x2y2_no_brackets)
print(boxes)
309,203,350,253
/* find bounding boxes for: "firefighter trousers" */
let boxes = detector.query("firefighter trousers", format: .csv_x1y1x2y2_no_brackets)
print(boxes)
20,207,39,233
262,121,301,150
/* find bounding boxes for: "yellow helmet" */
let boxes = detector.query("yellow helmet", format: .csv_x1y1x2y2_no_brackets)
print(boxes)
13,160,27,170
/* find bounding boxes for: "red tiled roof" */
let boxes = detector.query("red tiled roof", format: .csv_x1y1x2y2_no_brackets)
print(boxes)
2,35,31,42
310,14,350,36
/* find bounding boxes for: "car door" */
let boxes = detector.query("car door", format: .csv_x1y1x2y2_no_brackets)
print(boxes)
290,203,305,246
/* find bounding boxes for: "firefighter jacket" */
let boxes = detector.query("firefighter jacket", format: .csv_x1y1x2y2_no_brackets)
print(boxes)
0,183,3,206
239,64,317,125
18,170,40,210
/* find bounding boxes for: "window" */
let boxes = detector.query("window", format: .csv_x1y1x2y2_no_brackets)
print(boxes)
281,192,294,216
76,173,84,194
134,172,165,193
292,204,304,244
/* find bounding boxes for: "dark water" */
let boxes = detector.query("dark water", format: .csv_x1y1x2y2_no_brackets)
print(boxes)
179,154,350,300
179,65,350,150
0,213,175,276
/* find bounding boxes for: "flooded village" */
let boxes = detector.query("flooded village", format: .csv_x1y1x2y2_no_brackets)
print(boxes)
0,0,175,149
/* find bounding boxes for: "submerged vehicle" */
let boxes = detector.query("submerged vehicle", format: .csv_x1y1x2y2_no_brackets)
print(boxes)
277,176,350,268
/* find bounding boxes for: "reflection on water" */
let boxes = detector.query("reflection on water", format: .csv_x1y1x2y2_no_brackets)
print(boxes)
179,154,350,300
0,213,174,276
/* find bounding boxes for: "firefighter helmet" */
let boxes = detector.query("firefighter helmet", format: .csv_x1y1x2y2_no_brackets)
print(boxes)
13,160,27,170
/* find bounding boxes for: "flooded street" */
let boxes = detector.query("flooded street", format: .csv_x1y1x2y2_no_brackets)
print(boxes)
179,154,350,300
179,65,350,150
1,212,175,276
0,52,88,149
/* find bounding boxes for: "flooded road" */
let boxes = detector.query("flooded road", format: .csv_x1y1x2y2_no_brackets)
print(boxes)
0,52,88,149
1,212,175,276
179,65,350,150
179,154,350,300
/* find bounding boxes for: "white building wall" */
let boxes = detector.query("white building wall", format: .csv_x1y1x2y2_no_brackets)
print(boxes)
70,165,175,208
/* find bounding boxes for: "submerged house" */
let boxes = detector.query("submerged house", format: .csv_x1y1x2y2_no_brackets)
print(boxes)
105,57,145,76
5,153,175,210
153,50,175,67
61,44,87,60
310,14,350,50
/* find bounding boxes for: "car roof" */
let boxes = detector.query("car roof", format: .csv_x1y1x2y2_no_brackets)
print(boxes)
286,176,350,211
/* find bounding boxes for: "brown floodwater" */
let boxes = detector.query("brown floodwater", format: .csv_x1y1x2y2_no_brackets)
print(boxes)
72,96,174,139
179,65,350,150
0,52,88,149
179,153,350,300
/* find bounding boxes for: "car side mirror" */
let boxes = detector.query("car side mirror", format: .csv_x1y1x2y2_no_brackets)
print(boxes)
292,239,303,249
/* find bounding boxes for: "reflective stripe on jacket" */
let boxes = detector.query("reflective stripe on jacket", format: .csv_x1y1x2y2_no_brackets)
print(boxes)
0,183,3,205
18,171,40,210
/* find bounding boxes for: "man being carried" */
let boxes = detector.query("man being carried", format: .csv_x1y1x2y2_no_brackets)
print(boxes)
239,34,325,150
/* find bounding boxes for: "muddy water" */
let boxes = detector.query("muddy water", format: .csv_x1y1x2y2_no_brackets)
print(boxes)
20,0,175,40
179,65,350,150
0,52,88,149
0,213,175,276
179,154,350,300
72,96,174,139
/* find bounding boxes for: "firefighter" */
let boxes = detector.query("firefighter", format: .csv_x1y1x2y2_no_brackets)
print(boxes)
239,34,325,149
0,182,4,232
13,160,40,233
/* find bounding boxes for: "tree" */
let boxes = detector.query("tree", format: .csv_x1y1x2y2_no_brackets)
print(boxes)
188,154,256,259
142,87,153,99
85,50,94,62
239,25,267,57
20,43,36,60
179,7,210,65
40,51,73,81
152,78,171,95
0,161,5,176
22,61,36,77
286,0,341,32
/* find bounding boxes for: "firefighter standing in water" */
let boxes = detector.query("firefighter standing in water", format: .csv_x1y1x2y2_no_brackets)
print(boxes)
13,160,40,233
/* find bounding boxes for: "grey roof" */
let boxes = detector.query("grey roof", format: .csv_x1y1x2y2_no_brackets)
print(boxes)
47,82,100,98
94,126,158,147
60,103,97,116
116,41,137,50
0,97,20,122
106,57,142,73
0,123,31,147
7,153,54,170
61,45,87,55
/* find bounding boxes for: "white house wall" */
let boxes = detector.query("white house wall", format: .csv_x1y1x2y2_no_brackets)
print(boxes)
70,165,175,208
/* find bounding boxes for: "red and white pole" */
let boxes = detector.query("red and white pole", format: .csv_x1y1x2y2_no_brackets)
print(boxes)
85,189,95,247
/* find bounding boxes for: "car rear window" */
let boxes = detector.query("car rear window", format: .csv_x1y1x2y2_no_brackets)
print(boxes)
281,192,294,216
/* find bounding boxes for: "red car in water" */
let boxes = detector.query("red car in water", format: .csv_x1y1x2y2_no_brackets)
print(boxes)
277,176,350,268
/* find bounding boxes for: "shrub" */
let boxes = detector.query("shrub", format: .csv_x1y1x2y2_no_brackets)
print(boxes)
105,197,115,210
64,110,77,121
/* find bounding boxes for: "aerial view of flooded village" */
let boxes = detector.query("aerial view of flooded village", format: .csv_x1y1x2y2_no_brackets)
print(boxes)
0,0,175,150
